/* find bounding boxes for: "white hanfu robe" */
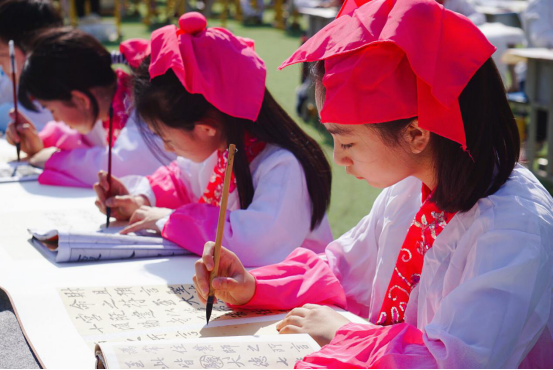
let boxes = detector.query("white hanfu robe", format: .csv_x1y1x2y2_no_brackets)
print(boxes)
236,164,553,368
124,144,334,267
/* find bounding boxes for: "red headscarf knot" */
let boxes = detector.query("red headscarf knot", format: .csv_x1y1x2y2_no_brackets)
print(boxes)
178,12,207,35
122,12,267,122
279,0,496,150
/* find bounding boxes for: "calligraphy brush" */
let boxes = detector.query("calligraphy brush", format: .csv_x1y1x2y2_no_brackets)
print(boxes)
9,40,20,162
206,143,236,325
106,105,114,228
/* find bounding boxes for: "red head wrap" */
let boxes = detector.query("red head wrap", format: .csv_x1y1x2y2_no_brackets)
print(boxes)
279,0,496,149
121,12,267,121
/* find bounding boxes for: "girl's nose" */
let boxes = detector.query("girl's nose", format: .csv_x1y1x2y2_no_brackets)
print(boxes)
333,146,353,167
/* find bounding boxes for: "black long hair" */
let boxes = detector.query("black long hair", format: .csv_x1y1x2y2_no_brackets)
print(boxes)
314,58,520,213
134,56,332,230
18,27,116,123
0,0,62,51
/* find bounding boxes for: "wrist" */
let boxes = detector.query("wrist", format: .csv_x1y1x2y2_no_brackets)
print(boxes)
137,194,150,207
235,272,256,306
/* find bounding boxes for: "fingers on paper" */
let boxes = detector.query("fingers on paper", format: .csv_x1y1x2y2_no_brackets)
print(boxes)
277,324,304,334
284,307,309,319
120,223,143,234
119,216,146,234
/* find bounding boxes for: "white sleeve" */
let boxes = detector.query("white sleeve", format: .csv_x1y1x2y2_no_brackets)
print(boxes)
155,215,171,233
120,175,157,207
423,229,553,368
45,115,173,187
324,185,391,314
222,151,325,266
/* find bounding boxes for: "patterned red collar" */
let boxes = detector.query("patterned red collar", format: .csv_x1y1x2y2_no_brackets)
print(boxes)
376,184,457,325
101,69,131,144
199,133,266,207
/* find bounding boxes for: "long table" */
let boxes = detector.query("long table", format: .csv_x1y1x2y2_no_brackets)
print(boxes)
0,150,365,368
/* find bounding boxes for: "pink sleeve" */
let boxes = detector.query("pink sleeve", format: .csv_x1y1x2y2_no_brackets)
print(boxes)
38,168,90,188
229,248,347,310
39,121,91,150
161,203,221,255
38,148,97,188
146,161,192,208
296,322,438,369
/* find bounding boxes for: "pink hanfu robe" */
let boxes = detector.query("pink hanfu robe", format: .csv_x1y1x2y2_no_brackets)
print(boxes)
235,165,553,368
125,144,334,266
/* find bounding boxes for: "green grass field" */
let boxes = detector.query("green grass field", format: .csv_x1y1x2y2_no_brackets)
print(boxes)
109,8,553,237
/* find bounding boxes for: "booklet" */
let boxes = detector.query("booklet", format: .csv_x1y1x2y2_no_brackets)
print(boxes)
28,228,190,262
0,162,42,183
95,334,320,369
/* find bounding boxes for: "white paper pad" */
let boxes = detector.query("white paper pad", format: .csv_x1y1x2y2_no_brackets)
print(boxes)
0,182,368,368
28,228,190,262
96,334,320,369
0,162,42,183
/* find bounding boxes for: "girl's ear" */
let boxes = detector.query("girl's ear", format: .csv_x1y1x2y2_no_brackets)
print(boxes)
194,123,219,137
70,90,91,110
404,119,431,154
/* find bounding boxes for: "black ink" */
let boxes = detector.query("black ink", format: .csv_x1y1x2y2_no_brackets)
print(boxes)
248,356,269,367
223,355,245,368
199,355,224,369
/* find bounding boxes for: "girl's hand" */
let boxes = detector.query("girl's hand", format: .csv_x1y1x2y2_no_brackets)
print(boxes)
193,242,256,306
276,304,351,347
119,206,172,234
94,171,149,220
28,147,57,168
5,111,44,157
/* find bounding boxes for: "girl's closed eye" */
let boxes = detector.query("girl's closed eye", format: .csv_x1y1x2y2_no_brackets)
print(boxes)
341,143,354,149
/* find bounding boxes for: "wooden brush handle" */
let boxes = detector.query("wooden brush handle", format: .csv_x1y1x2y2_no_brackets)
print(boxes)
208,144,236,297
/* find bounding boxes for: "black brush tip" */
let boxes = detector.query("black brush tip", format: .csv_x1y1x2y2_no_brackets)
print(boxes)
206,295,214,325
106,207,111,228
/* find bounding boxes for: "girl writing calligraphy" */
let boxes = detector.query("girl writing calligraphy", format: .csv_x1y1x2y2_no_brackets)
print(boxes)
193,0,553,367
94,13,333,266
6,28,167,187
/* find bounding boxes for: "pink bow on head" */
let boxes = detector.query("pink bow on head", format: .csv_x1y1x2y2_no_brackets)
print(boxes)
279,0,496,150
145,12,267,122
120,38,150,69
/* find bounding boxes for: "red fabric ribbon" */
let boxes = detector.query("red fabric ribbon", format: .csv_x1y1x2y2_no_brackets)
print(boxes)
101,69,130,144
199,133,266,207
376,185,457,325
